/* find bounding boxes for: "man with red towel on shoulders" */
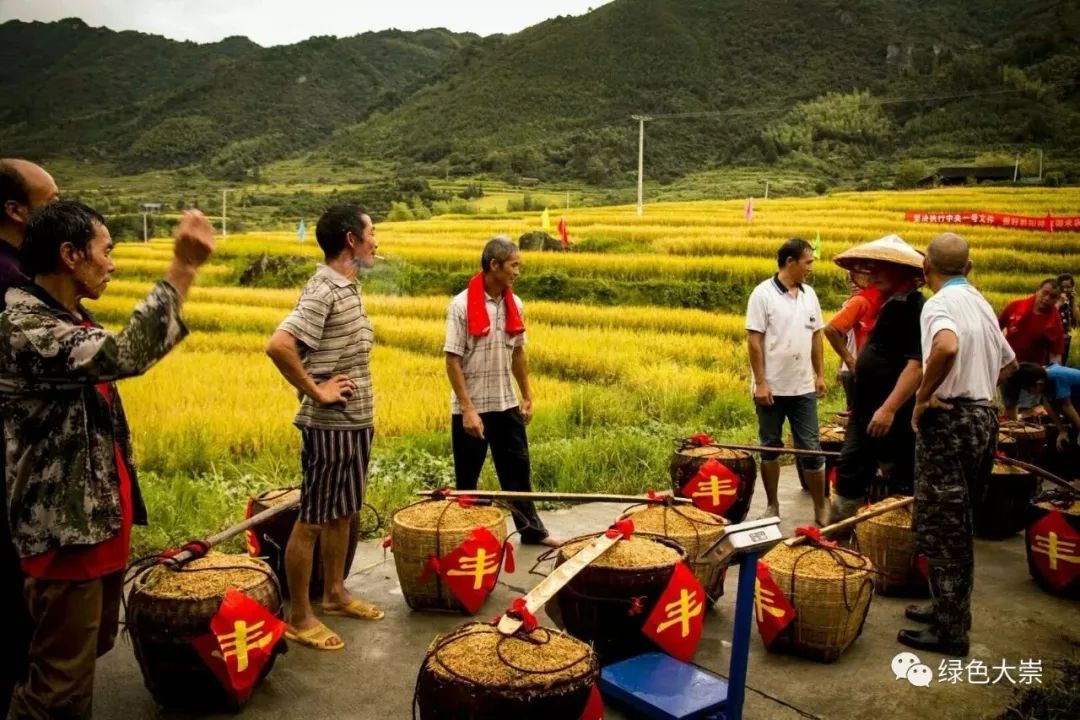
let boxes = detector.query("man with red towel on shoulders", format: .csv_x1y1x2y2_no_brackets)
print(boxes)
444,236,557,547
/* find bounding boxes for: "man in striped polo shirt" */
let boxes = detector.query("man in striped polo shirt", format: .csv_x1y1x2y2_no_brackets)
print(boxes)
266,204,381,651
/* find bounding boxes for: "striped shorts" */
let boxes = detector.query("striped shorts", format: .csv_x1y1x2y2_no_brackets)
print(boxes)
298,427,373,525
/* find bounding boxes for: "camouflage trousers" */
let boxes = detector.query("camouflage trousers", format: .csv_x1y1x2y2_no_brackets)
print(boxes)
912,403,997,641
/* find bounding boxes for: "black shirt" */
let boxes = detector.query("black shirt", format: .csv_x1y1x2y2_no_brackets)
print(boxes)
853,288,925,417
0,238,28,312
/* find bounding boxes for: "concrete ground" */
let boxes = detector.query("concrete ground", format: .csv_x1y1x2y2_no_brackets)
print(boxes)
95,468,1078,720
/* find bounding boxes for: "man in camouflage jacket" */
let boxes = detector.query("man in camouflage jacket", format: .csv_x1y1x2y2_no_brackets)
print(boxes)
0,200,214,718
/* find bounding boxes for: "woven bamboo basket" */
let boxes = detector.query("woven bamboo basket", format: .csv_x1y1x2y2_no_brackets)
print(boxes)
391,500,508,613
998,421,1047,464
797,422,845,495
548,533,685,663
973,462,1040,539
415,622,599,719
669,441,757,523
622,504,728,601
853,497,923,595
762,543,875,662
245,487,360,599
126,553,283,710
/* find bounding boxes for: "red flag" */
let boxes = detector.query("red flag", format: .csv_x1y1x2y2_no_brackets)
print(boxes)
1028,511,1080,591
642,562,705,662
557,217,569,248
680,459,740,516
435,527,505,613
193,588,285,703
579,684,604,720
754,561,796,648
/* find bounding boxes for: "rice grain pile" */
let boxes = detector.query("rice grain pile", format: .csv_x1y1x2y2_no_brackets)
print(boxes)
139,552,270,600
765,543,874,577
858,502,912,527
1036,499,1080,515
560,535,681,569
626,505,727,537
679,446,746,459
258,488,300,507
394,500,505,531
426,624,594,689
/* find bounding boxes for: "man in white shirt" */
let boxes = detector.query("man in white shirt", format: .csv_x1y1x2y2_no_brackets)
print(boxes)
746,238,829,525
899,232,1017,657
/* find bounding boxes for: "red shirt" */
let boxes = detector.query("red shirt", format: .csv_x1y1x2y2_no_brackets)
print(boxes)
828,286,884,367
999,296,1066,365
21,336,134,581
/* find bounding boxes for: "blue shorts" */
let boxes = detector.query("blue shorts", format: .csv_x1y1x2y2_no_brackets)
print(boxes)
755,393,825,471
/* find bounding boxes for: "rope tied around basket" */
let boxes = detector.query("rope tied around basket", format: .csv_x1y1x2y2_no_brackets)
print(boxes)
411,623,595,720
786,535,880,614
399,491,523,607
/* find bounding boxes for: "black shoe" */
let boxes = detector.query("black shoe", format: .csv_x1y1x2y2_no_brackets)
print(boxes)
897,628,969,657
905,604,935,624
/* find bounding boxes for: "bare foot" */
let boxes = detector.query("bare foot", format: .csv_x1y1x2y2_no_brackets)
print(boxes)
538,536,564,549
757,504,781,520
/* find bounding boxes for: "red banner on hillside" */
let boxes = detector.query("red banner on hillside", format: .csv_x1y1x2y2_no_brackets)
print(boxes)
905,211,1080,232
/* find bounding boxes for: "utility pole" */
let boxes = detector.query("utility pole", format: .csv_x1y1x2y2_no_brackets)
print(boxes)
1013,155,1020,183
632,115,651,217
765,181,770,199
1038,149,1043,180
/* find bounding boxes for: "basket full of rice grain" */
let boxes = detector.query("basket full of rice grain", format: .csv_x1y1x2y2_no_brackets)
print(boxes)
760,543,875,662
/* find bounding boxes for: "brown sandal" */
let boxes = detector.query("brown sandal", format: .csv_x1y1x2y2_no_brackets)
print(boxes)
323,598,385,621
285,622,345,651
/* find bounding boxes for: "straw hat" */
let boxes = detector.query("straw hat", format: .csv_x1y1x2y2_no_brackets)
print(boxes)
833,234,924,272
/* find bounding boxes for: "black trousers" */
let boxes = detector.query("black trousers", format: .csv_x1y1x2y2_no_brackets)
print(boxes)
835,403,916,500
452,408,548,543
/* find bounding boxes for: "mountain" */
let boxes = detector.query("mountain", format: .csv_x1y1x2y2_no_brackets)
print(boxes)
320,0,1080,183
0,18,476,175
2,1,1078,186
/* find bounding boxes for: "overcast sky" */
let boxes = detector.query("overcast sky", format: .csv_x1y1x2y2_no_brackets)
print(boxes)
0,0,613,46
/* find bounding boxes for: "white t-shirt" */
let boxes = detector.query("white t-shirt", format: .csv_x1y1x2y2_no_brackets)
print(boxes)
920,281,1015,401
746,275,825,397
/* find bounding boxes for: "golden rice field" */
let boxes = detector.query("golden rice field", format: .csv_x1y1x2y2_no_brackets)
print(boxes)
88,186,1080,549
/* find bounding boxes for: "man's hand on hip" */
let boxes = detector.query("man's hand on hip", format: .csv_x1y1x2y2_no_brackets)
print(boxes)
313,374,354,406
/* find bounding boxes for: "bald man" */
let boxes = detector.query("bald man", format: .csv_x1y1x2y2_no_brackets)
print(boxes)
0,158,58,716
900,233,1016,656
1,159,59,309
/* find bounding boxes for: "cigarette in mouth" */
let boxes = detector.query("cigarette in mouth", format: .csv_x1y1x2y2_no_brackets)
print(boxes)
374,254,385,260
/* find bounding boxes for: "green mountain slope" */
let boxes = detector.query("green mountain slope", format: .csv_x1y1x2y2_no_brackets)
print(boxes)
0,18,475,174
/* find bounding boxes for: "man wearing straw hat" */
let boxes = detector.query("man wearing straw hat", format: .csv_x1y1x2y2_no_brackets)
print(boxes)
900,232,1017,657
829,235,925,524
746,237,829,525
